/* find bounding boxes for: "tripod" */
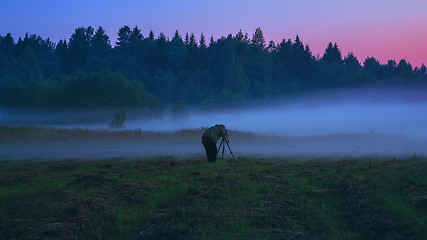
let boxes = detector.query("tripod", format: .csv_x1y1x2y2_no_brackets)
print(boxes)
217,137,235,161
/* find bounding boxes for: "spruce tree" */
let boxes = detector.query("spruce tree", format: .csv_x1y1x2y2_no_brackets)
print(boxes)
0,33,15,59
185,33,189,45
117,25,131,48
322,42,342,64
396,59,413,77
344,52,361,74
130,26,143,42
420,63,426,75
189,33,197,48
91,26,111,56
199,33,206,49
148,30,155,41
251,27,265,48
172,30,183,44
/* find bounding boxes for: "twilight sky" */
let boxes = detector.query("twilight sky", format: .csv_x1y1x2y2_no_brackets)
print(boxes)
2,0,426,66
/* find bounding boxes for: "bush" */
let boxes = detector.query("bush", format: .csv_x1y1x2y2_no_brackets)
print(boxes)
110,109,126,128
171,101,188,119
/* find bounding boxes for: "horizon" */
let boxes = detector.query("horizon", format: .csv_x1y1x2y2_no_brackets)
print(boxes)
2,0,426,67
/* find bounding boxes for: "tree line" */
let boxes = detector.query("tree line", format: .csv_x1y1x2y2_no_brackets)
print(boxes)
0,26,426,111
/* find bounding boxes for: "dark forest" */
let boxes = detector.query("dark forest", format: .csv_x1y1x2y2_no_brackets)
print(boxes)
0,26,426,112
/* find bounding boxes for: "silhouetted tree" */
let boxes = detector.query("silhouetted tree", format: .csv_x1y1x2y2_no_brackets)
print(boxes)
152,33,168,71
130,26,143,42
364,57,380,73
286,36,315,82
210,35,215,45
142,30,151,41
55,39,69,72
251,27,266,49
66,26,94,71
386,60,397,73
322,42,342,64
234,30,249,43
419,63,426,75
0,33,15,60
363,56,384,81
343,52,361,71
396,59,413,77
266,41,276,52
172,30,183,44
276,38,292,65
91,26,111,57
184,33,189,45
14,33,56,75
199,33,206,49
116,26,132,49
1,27,426,111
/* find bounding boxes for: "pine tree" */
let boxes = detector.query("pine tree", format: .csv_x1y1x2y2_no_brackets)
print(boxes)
0,33,15,59
148,30,155,41
185,33,189,45
277,39,292,64
189,33,197,48
172,30,183,44
386,60,397,73
199,33,206,49
293,35,304,52
267,41,276,52
322,42,342,64
91,26,111,56
251,27,265,48
396,59,413,77
55,39,69,72
158,32,166,41
363,57,381,75
420,63,426,75
117,25,131,48
154,33,168,69
130,26,143,42
344,52,361,71
67,26,94,71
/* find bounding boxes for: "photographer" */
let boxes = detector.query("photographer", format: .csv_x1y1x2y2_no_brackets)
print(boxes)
201,124,228,162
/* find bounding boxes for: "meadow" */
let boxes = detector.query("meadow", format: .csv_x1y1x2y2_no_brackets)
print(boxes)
0,126,426,239
1,157,426,239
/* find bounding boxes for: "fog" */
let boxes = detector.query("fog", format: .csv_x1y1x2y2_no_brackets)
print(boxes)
1,88,427,159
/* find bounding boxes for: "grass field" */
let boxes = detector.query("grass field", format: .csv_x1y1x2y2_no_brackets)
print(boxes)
1,125,422,161
0,156,426,239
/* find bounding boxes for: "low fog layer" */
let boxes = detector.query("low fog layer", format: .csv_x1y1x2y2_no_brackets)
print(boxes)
136,88,427,137
1,88,427,159
0,131,423,160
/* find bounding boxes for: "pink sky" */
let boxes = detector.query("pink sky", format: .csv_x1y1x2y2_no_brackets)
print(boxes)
1,0,426,67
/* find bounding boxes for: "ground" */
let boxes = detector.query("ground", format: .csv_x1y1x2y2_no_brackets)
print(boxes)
0,156,426,239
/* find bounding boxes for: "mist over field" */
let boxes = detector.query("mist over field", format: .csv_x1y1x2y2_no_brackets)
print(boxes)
1,88,426,159
129,87,427,136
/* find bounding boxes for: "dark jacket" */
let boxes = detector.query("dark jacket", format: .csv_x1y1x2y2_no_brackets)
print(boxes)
202,124,227,144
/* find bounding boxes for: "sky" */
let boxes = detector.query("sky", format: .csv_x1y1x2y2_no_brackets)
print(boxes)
1,0,426,67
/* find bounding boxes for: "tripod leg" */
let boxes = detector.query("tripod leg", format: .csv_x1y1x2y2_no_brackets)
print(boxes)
217,139,224,156
225,140,235,161
222,139,225,161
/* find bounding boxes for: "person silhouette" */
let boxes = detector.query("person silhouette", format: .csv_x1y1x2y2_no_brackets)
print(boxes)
201,124,228,162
